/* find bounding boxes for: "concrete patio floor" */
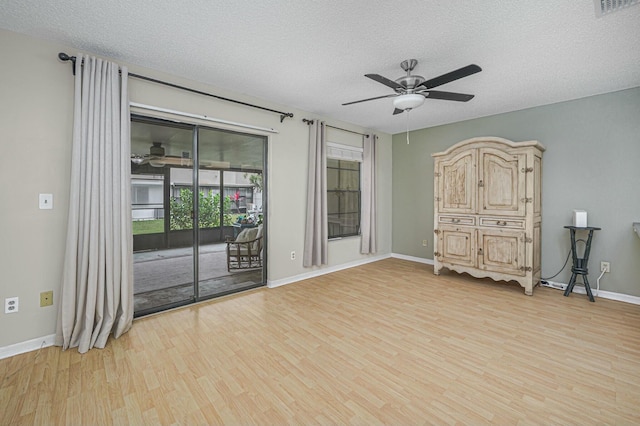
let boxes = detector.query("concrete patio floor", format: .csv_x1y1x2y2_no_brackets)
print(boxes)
133,243,264,314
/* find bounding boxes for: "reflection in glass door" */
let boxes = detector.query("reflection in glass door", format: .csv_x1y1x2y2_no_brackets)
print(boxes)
131,117,266,316
197,127,266,299
131,118,195,315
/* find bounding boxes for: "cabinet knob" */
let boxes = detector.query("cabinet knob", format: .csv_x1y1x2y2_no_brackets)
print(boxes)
497,221,507,226
452,218,460,223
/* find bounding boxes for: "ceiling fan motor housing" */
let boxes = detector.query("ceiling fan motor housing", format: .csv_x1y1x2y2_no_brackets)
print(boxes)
395,75,426,91
150,142,165,157
397,59,425,91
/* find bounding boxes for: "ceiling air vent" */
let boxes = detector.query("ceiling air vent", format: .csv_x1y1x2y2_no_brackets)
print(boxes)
594,0,639,17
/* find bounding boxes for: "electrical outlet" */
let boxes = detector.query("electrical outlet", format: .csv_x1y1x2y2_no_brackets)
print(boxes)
39,193,53,209
422,240,428,247
600,261,610,273
290,251,296,261
5,297,19,314
40,291,53,307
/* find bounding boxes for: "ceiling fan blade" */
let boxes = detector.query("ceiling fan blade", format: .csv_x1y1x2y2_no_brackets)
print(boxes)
417,64,482,90
419,90,475,102
393,108,404,115
365,74,404,90
342,93,397,106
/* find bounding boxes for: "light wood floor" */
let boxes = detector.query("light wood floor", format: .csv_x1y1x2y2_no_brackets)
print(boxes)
2,258,640,425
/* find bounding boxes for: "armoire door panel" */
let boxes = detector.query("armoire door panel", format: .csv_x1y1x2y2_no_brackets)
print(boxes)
477,229,525,276
438,225,476,267
437,150,476,214
478,148,526,217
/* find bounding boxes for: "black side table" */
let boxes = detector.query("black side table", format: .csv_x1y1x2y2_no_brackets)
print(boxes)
563,226,601,302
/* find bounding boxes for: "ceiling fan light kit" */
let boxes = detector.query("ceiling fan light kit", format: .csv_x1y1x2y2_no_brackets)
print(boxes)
393,93,425,111
343,59,481,115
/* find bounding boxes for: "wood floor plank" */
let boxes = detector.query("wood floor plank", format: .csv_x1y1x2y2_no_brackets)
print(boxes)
2,258,640,424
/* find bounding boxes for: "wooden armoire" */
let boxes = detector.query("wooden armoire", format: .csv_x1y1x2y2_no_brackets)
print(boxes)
432,137,545,295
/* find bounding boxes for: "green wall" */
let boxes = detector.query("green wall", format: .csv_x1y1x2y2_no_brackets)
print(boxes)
393,87,640,296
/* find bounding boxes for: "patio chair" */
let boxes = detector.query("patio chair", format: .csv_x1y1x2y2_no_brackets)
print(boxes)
226,224,263,272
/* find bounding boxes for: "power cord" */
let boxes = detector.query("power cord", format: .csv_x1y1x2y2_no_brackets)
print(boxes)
595,269,606,297
541,239,604,299
541,239,586,281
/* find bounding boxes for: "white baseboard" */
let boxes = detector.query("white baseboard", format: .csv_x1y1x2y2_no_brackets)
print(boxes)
267,253,434,289
541,280,640,305
0,334,56,360
391,253,434,265
267,253,392,288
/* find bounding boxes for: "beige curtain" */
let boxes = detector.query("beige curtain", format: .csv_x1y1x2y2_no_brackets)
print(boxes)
360,134,377,254
303,120,328,267
55,54,133,353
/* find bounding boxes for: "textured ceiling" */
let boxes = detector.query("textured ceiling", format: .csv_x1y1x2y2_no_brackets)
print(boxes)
1,0,639,134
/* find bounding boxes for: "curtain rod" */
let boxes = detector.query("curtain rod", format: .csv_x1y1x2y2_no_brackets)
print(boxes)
302,118,369,138
58,53,295,123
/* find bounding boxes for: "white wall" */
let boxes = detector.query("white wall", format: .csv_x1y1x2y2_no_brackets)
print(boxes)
0,29,392,348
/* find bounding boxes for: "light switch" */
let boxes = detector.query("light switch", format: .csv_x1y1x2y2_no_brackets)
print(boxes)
39,193,53,210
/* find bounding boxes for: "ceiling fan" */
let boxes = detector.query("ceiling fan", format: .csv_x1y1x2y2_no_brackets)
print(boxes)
131,142,166,167
343,59,482,115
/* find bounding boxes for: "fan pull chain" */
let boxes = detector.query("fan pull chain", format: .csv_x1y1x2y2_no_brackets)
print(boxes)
406,109,410,144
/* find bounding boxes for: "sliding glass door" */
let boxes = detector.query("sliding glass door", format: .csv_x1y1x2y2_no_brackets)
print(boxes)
197,127,266,299
131,119,195,314
131,116,266,316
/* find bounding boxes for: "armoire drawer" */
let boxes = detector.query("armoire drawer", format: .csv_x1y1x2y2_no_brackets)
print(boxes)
479,217,525,229
438,215,475,226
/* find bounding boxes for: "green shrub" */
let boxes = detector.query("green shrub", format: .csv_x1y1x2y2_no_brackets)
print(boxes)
169,189,233,230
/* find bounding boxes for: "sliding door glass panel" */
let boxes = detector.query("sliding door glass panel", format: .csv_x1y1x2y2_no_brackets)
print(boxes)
131,118,195,315
197,127,266,298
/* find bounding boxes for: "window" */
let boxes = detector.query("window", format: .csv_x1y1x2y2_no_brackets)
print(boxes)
327,158,361,238
131,176,164,221
132,185,149,205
